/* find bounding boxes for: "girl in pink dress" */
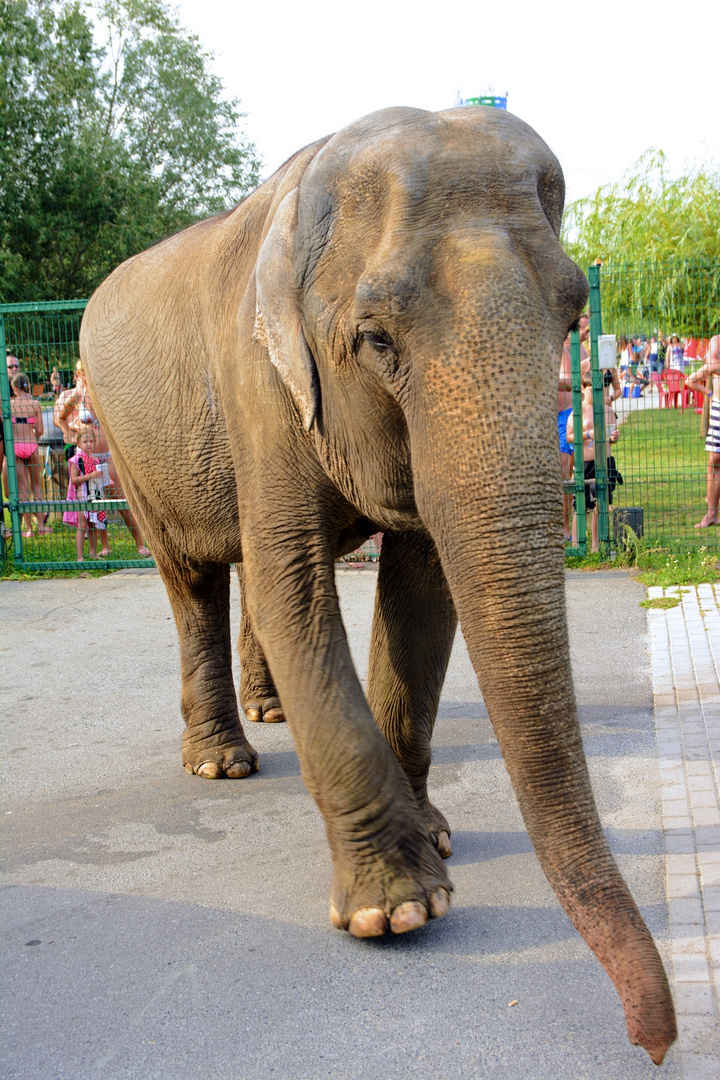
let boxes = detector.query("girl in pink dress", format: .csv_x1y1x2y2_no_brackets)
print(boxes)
68,422,109,561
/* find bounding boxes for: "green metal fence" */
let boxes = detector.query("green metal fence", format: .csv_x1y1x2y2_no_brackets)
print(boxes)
1,300,154,570
594,259,720,551
2,262,719,572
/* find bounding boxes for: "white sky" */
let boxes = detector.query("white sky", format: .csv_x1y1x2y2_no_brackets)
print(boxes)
175,0,720,205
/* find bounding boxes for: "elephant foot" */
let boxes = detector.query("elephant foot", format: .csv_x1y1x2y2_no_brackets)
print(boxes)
244,696,285,723
328,833,452,938
182,729,259,779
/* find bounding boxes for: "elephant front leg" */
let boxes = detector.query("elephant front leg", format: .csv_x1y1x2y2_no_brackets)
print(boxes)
158,556,259,779
367,530,457,857
236,564,285,723
242,528,451,937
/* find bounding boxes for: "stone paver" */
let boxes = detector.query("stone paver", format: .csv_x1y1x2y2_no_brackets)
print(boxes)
648,584,720,1077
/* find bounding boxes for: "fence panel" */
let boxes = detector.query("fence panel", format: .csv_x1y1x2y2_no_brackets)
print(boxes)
4,266,718,571
1,301,154,570
598,260,720,550
1,301,377,571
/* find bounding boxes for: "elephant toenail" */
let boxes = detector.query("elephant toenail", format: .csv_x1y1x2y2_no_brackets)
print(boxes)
262,707,285,723
245,706,263,723
225,761,251,778
348,908,387,937
436,831,452,859
196,761,223,779
429,888,451,919
390,901,428,934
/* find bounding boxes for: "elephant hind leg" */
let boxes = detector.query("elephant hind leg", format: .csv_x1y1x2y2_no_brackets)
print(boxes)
367,530,457,858
236,564,285,724
156,551,258,778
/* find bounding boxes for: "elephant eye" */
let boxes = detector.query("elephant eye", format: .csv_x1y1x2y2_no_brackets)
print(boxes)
362,331,395,354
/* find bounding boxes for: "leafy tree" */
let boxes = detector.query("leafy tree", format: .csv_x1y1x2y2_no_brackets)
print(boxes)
562,152,720,338
562,150,720,268
0,0,261,301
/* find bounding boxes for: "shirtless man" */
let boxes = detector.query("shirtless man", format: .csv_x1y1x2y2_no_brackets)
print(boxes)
558,315,591,538
687,335,720,528
55,361,150,555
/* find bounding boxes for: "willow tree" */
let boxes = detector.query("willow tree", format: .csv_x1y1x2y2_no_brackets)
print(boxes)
562,151,720,337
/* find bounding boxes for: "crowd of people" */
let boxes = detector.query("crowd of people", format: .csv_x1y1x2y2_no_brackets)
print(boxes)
615,333,712,396
2,352,150,561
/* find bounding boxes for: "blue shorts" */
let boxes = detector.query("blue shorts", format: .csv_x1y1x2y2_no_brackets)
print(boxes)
558,407,573,455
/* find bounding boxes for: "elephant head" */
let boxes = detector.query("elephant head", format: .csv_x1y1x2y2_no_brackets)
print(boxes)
253,106,676,1064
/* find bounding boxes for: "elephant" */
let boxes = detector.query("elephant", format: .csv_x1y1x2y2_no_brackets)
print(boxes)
80,105,676,1064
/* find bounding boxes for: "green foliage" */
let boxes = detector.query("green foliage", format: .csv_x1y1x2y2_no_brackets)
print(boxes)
599,259,720,340
562,150,720,267
0,0,261,301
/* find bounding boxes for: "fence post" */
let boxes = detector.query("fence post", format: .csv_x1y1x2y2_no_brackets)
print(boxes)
0,315,24,564
570,329,587,554
588,263,611,551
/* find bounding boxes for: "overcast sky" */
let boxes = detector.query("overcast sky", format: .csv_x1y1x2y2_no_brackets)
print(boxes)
175,0,720,205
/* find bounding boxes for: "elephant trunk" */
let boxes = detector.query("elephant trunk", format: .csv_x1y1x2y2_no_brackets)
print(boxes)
408,329,676,1064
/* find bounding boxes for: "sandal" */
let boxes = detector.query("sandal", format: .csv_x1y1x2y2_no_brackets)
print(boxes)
22,529,34,538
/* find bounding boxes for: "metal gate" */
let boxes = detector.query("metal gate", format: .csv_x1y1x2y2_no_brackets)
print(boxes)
1,300,154,570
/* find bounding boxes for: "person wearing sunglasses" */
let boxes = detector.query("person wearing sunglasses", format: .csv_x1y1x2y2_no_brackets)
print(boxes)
6,354,21,394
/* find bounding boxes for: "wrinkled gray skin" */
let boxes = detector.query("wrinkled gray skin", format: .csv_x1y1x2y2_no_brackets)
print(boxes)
80,107,675,1064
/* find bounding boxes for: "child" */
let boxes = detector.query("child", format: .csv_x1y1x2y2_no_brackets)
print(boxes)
68,422,109,561
567,376,622,552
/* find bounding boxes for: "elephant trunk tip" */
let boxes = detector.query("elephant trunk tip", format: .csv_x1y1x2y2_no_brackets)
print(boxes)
624,992,677,1066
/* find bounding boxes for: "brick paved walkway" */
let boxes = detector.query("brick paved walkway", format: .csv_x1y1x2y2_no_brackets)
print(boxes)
648,584,720,1078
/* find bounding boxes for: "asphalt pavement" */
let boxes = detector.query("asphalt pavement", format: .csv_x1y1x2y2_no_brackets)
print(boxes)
0,567,686,1079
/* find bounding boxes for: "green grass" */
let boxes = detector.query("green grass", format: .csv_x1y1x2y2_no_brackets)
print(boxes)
611,405,715,547
565,535,720,588
565,402,720,586
2,509,145,579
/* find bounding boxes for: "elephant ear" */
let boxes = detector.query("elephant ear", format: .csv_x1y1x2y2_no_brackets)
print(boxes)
254,188,318,432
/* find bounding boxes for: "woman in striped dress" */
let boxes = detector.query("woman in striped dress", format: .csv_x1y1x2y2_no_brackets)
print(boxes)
688,335,720,528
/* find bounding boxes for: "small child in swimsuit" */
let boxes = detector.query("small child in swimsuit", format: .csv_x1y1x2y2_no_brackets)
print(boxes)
68,422,109,561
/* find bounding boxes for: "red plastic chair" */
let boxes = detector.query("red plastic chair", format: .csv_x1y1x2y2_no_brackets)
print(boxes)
649,371,663,396
660,369,686,409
